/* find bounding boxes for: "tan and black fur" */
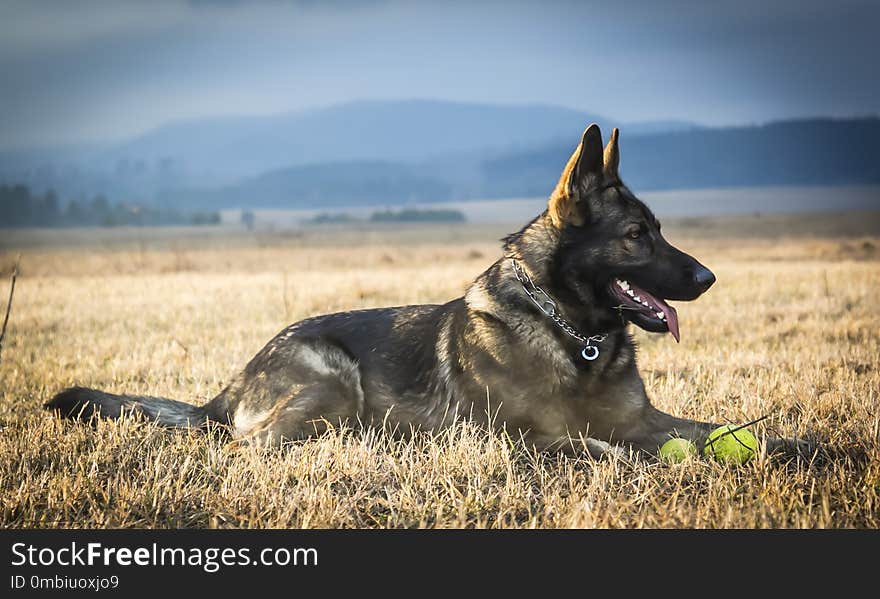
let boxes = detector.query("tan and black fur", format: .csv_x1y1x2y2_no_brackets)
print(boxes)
47,125,807,458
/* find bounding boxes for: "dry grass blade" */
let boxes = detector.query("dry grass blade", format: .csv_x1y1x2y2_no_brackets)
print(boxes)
0,253,20,362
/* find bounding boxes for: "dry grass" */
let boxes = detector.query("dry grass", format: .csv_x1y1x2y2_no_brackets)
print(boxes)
1,215,879,528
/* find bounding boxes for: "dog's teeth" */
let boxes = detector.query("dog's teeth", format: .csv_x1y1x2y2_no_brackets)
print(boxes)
633,295,641,301
627,290,634,296
618,280,630,290
656,311,665,319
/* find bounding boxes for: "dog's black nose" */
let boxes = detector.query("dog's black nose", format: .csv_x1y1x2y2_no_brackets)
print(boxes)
693,266,716,291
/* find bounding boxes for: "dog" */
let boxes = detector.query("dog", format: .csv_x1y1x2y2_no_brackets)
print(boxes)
47,124,806,458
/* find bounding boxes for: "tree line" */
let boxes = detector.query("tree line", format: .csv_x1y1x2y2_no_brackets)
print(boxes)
0,184,220,228
305,208,466,225
369,208,465,222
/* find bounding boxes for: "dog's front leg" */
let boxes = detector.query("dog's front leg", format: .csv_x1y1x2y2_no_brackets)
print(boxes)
628,406,718,453
630,406,816,459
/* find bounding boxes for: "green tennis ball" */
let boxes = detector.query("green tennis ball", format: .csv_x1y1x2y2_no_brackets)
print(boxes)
659,438,697,463
703,425,758,464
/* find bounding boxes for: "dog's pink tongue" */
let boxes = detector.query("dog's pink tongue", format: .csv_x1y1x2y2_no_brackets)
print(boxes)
659,302,680,343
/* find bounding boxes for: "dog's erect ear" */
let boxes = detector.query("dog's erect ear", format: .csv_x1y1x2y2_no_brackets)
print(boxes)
603,127,620,182
548,124,604,228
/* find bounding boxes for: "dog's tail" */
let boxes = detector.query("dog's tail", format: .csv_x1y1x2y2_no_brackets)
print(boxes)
45,386,228,429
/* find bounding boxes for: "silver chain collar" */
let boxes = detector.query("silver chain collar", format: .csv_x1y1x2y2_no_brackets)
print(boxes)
510,258,608,361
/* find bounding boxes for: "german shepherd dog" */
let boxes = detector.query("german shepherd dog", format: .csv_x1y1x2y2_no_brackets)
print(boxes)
47,125,806,458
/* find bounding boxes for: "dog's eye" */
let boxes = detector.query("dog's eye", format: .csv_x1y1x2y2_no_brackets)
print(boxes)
627,230,641,240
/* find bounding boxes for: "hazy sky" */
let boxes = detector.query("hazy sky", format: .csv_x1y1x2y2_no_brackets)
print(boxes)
1,0,877,149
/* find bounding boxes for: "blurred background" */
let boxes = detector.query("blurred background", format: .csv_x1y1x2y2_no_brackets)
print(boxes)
0,0,878,231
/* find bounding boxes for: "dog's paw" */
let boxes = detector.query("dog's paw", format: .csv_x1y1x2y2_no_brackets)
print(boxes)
766,436,819,459
582,437,628,460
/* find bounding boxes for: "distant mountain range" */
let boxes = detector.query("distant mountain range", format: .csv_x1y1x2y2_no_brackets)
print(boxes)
162,161,455,210
0,100,878,212
479,117,880,199
0,100,617,202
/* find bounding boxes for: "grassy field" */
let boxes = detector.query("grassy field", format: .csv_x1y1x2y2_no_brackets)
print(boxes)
1,212,879,528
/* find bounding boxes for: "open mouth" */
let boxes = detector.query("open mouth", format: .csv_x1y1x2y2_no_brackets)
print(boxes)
610,278,680,342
